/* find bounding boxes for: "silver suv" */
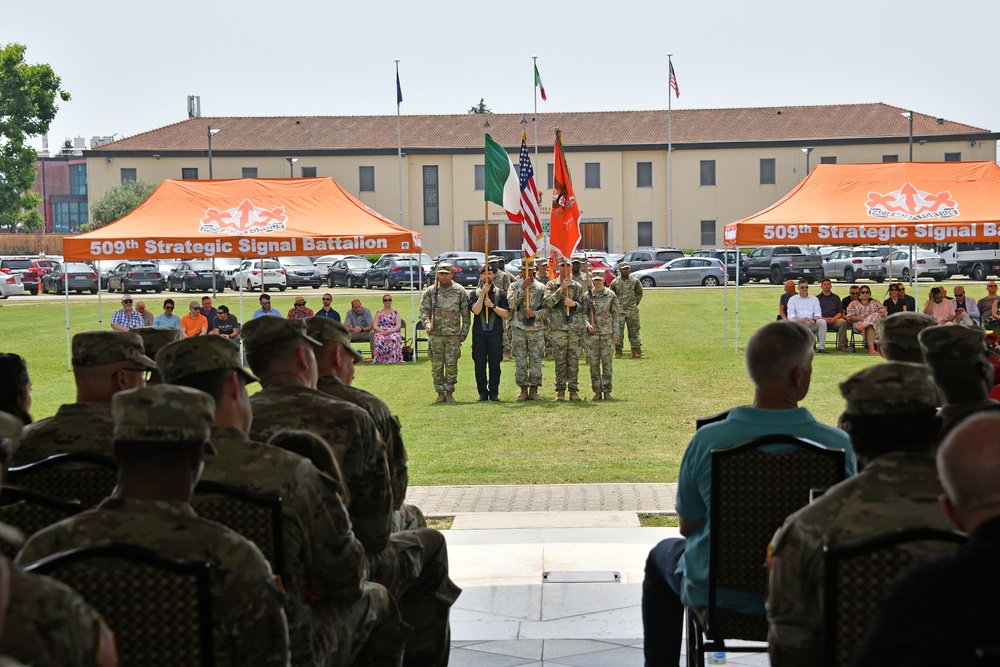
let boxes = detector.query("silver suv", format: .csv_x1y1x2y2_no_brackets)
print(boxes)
821,246,887,283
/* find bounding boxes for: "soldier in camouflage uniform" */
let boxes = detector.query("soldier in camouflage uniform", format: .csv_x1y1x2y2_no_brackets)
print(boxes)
609,262,643,358
156,335,408,667
877,312,936,363
507,260,547,401
543,258,586,401
570,256,587,289
535,259,553,358
16,384,291,667
766,362,953,667
306,317,425,532
582,270,621,400
133,326,184,383
9,331,156,467
419,264,470,403
918,325,999,436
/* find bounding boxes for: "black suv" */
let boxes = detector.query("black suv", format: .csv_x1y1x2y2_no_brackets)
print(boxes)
0,257,38,295
691,249,749,284
617,247,684,273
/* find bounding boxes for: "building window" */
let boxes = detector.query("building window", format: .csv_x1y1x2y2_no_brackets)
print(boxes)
181,167,199,180
474,164,485,191
423,165,439,226
52,201,89,234
759,158,776,185
636,162,652,188
700,160,716,186
820,156,837,165
944,152,962,162
359,166,375,192
882,155,899,163
69,164,87,195
120,168,137,183
300,166,317,177
701,220,716,246
585,163,601,188
242,167,258,179
637,221,653,247
547,164,554,190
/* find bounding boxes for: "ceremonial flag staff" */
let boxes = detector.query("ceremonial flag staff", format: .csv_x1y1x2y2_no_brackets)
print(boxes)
667,53,680,248
396,59,417,360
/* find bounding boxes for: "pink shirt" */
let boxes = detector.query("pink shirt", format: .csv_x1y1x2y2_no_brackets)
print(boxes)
924,298,956,324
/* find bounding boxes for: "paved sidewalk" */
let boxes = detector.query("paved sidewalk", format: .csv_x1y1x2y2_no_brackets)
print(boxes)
407,483,678,516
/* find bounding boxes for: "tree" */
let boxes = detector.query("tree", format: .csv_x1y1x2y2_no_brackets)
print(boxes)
468,98,492,114
84,180,156,232
0,43,70,233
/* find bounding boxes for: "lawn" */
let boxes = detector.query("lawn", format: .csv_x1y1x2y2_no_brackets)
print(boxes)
0,282,908,486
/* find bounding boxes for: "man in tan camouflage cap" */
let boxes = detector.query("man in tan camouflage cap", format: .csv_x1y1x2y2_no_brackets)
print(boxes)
877,312,937,363
919,324,1000,435
609,261,643,358
158,333,407,667
133,326,185,384
17,384,291,666
767,361,951,667
10,331,156,466
419,263,470,403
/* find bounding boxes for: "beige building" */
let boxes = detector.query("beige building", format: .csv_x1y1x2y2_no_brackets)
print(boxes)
84,103,998,254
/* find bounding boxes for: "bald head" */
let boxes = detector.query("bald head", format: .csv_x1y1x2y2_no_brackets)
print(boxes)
938,412,1000,531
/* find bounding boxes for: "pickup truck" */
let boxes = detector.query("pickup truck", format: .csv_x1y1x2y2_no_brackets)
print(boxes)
745,245,824,284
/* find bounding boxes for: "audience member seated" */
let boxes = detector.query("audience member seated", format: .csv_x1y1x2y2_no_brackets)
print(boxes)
15,384,291,666
816,279,849,351
897,282,917,311
344,299,374,343
313,293,341,321
919,325,1000,436
840,284,860,311
286,297,314,320
951,285,980,325
766,362,950,667
152,298,180,328
10,331,155,465
372,294,403,364
979,280,999,330
641,321,855,667
133,327,184,384
180,301,208,337
109,295,143,331
882,283,907,315
854,412,1000,666
0,353,33,425
923,286,965,325
209,305,240,343
786,280,828,352
199,296,218,332
252,294,282,319
846,286,887,355
266,430,348,502
877,312,936,364
134,300,154,327
777,280,795,321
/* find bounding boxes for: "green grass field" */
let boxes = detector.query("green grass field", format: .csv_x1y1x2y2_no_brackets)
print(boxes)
0,281,929,486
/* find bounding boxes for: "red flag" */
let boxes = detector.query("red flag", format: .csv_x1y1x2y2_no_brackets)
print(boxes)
518,132,543,258
548,129,581,264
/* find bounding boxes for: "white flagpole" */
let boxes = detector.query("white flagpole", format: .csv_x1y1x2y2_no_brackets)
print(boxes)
533,55,546,260
667,53,674,249
396,59,417,363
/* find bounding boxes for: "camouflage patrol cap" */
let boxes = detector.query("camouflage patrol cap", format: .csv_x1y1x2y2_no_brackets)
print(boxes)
72,331,158,369
592,270,606,281
839,361,938,415
112,384,216,452
0,411,22,439
133,326,185,359
436,263,453,274
305,317,363,362
571,255,583,264
487,255,501,263
156,335,259,384
241,317,321,354
918,324,988,361
524,259,536,271
878,312,937,350
619,263,631,271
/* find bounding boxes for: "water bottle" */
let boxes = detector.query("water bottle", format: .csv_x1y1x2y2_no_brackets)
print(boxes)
709,652,727,665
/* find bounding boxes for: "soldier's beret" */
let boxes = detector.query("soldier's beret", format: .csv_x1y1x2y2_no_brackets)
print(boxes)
306,317,363,363
112,384,216,452
878,313,937,350
436,263,453,274
156,335,259,385
840,361,938,415
919,324,988,361
242,317,322,354
133,327,185,360
72,331,158,369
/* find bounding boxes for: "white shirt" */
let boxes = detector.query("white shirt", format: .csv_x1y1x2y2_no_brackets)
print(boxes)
786,294,822,320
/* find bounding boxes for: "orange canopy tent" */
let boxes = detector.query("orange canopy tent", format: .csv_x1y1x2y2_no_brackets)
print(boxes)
725,161,1000,247
64,177,421,261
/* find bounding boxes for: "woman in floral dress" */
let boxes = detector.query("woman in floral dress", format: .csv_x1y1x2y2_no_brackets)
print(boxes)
372,294,403,363
847,286,888,354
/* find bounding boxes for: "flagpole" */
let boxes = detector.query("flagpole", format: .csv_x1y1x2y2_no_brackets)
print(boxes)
396,59,416,362
533,55,545,261
483,120,491,322
667,53,674,248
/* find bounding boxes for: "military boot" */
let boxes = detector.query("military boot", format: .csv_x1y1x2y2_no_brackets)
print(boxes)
569,391,582,402
528,386,544,401
603,391,614,401
516,387,529,402
434,392,446,404
614,348,623,359
445,391,456,403
556,390,566,402
592,392,603,401
632,347,643,358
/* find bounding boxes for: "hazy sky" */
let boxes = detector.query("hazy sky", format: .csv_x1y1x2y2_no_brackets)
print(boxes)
7,0,1000,150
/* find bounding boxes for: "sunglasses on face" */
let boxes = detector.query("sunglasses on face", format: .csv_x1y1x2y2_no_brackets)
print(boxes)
164,305,174,309
322,298,332,301
850,292,860,296
122,299,133,304
860,290,871,294
383,298,392,302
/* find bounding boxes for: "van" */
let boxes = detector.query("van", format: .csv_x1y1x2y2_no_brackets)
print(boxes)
937,242,1000,280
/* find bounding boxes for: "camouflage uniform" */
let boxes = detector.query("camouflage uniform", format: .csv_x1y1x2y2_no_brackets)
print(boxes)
0,555,117,667
133,326,185,381
507,276,548,392
609,269,643,353
582,281,621,397
419,271,471,395
543,277,585,395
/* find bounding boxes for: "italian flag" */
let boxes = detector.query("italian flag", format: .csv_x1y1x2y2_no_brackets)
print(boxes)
484,133,522,222
535,64,547,101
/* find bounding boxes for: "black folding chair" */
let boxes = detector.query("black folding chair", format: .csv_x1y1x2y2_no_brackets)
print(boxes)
0,485,82,558
7,452,117,509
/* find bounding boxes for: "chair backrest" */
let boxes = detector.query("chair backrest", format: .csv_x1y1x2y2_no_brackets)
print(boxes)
191,480,285,582
707,434,847,638
7,453,118,509
0,486,82,559
822,527,965,667
695,409,732,431
24,542,215,667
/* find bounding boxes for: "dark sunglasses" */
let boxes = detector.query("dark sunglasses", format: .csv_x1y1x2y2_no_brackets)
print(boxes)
860,290,871,294
163,305,174,309
383,298,392,302
122,299,133,303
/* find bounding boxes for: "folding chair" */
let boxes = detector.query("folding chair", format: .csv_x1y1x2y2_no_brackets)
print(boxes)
0,485,82,559
414,320,429,360
686,434,847,667
695,410,731,431
7,452,118,509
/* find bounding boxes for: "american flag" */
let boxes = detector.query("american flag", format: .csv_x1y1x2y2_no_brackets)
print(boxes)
669,61,680,98
518,134,543,258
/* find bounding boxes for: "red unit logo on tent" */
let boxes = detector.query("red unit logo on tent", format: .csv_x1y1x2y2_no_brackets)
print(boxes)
866,183,959,221
200,199,288,235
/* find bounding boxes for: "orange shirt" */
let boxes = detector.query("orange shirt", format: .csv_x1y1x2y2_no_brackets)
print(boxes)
182,313,209,337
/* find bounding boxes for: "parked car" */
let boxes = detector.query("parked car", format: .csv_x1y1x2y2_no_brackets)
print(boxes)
233,259,287,291
364,256,423,290
313,254,363,274
106,261,165,293
630,257,727,287
277,256,324,289
744,245,824,284
434,251,487,264
41,262,99,294
0,272,24,299
451,257,486,288
90,260,116,289
0,257,39,295
691,249,749,284
617,247,684,273
573,254,617,278
167,260,227,293
213,258,243,286
155,259,183,280
821,246,887,283
327,257,373,287
886,250,948,281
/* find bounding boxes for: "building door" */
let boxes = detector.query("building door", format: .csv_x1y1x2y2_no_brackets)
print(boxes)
580,221,608,251
504,224,522,251
467,223,500,252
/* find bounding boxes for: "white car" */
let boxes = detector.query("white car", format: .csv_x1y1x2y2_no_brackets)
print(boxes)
886,250,948,281
0,272,24,299
821,246,887,283
232,259,287,291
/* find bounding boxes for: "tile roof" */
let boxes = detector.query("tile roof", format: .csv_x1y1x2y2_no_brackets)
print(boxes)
93,103,992,153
